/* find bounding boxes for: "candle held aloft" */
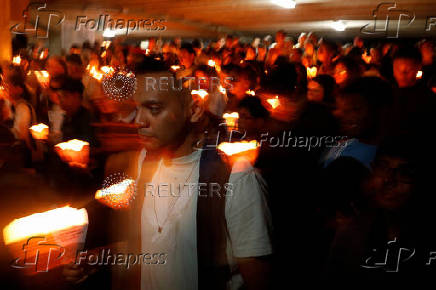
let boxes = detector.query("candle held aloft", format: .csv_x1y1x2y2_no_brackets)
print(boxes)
55,139,90,168
29,123,49,140
223,112,239,130
95,178,136,209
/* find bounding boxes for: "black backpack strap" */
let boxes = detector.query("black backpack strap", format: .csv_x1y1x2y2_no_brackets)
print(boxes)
197,147,232,290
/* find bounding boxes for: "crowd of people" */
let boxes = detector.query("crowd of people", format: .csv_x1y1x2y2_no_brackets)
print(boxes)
1,30,436,289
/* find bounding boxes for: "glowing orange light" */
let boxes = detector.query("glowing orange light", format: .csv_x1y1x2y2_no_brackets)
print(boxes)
146,49,150,55
208,59,216,67
223,112,239,129
101,40,111,49
191,89,209,99
12,56,21,65
362,53,372,64
416,70,423,79
3,206,88,274
34,70,50,87
89,66,104,81
55,139,90,168
29,123,49,140
219,85,226,94
3,206,88,245
171,65,181,71
100,66,115,74
101,51,107,58
306,66,318,79
267,96,280,109
95,179,136,209
246,90,256,96
217,140,259,156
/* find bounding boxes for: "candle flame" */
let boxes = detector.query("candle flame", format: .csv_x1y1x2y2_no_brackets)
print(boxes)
416,70,423,79
223,112,239,129
208,59,216,67
3,206,88,245
306,66,318,79
217,140,259,156
267,96,280,109
29,123,49,135
55,139,89,151
219,86,226,94
246,90,256,96
362,53,372,64
89,66,104,81
12,56,21,65
191,89,208,99
171,65,181,71
100,66,115,74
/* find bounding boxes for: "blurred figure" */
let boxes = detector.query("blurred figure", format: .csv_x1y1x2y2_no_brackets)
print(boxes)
334,57,362,89
176,42,197,79
66,54,84,80
318,40,338,76
307,74,336,106
59,77,95,144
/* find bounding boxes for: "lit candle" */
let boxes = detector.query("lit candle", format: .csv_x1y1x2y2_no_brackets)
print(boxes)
29,123,49,140
89,66,104,81
362,53,372,64
171,65,181,71
12,56,21,65
246,90,256,96
95,179,136,209
223,112,239,130
100,66,115,75
217,140,260,167
416,70,423,79
55,139,90,168
34,70,50,87
267,96,280,109
219,85,226,95
191,89,209,100
306,66,318,79
3,206,88,273
208,59,216,67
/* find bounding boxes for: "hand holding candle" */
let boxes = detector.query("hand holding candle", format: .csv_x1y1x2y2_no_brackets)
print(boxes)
55,139,90,168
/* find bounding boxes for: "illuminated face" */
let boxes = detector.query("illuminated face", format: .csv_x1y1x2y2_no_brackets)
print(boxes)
135,74,191,152
178,49,195,68
369,156,414,210
307,80,324,102
393,58,419,88
334,63,348,86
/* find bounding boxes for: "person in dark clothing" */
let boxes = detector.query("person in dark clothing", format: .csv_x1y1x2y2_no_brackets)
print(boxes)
59,77,95,145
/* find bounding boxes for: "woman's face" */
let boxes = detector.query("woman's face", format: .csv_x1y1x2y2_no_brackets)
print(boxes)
307,80,324,102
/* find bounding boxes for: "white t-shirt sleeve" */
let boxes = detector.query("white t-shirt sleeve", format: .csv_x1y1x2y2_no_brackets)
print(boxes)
225,158,273,258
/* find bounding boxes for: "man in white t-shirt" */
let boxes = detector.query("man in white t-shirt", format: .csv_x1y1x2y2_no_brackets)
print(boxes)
134,70,272,290
64,70,272,290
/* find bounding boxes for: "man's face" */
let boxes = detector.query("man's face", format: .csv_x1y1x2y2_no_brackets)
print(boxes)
178,49,195,69
393,58,419,88
307,80,324,102
368,156,414,210
135,76,191,152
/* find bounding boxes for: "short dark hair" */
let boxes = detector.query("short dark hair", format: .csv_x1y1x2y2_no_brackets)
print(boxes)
66,54,83,66
61,77,84,96
180,42,195,55
238,96,270,119
393,45,422,64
